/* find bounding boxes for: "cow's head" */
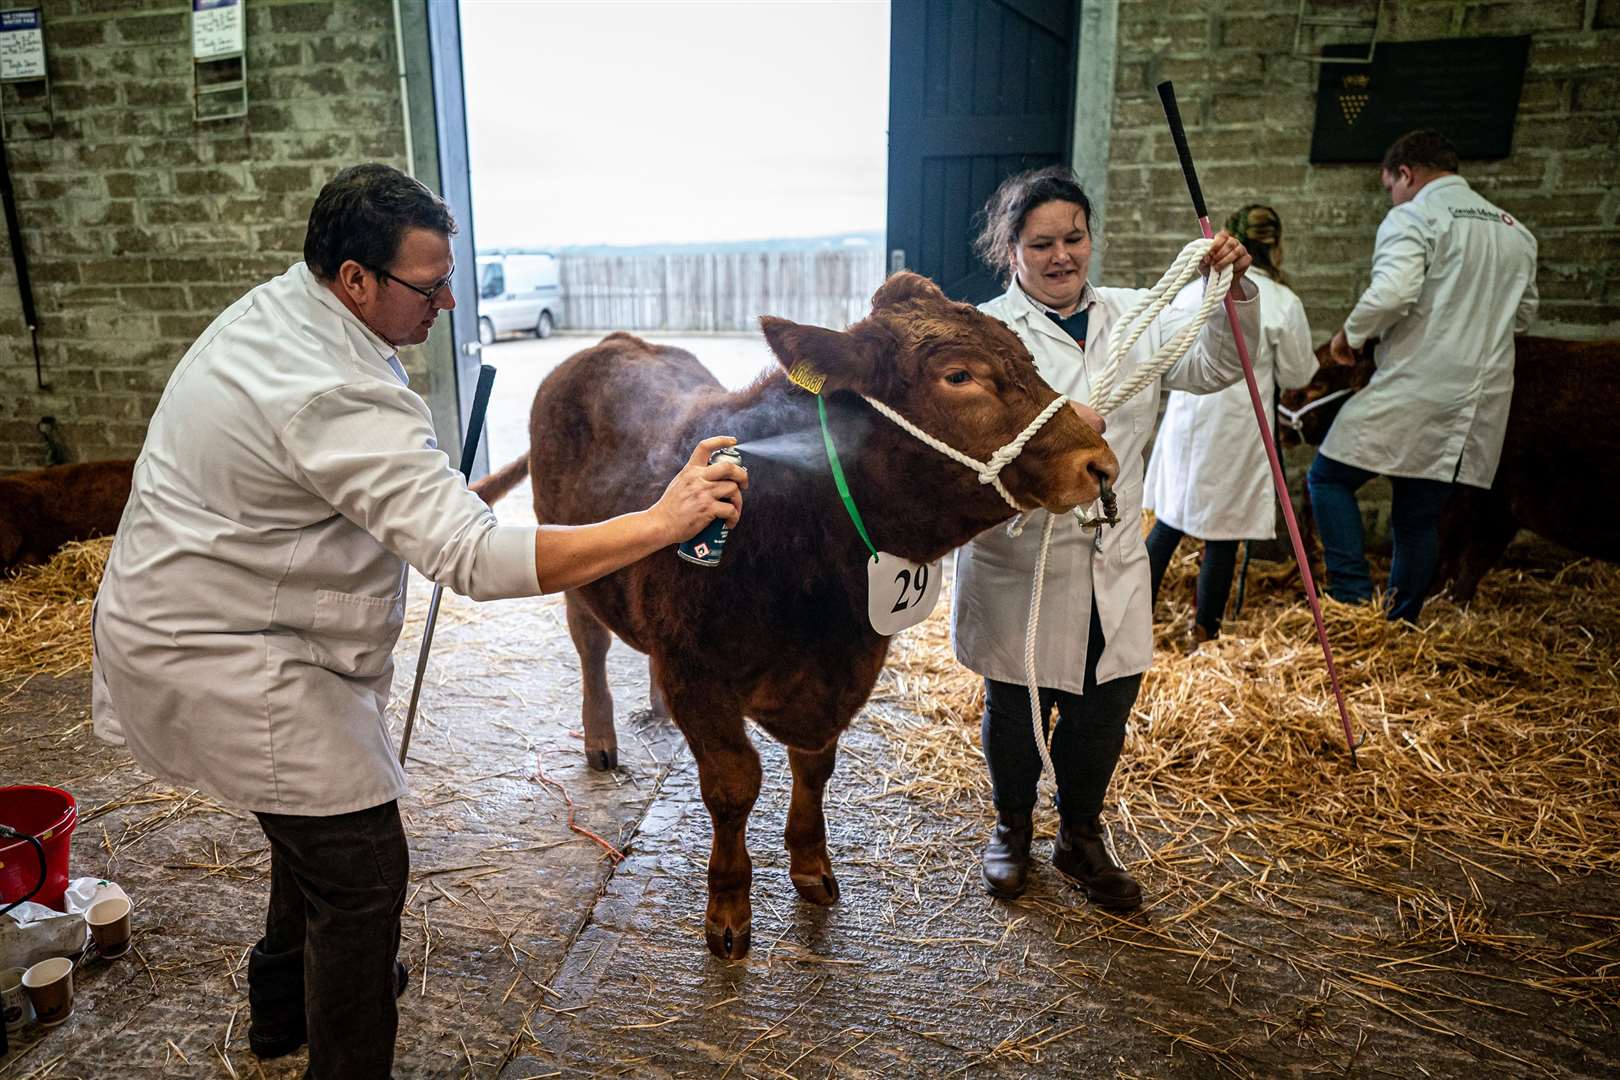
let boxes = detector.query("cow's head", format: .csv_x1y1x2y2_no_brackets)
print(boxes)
1280,340,1376,447
761,272,1117,516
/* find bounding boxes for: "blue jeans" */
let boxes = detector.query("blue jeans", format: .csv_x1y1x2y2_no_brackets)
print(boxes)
1306,453,1453,622
1144,521,1240,635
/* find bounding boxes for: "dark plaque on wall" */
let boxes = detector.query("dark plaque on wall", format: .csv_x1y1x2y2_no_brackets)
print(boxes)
1310,36,1531,164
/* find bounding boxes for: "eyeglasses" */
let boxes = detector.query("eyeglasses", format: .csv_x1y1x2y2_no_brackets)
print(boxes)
372,263,455,302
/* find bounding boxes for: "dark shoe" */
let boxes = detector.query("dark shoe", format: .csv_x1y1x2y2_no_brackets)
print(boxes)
980,811,1034,899
249,1021,306,1061
249,961,408,1060
1053,819,1142,910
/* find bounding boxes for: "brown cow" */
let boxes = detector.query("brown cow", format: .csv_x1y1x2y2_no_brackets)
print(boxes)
1279,336,1620,604
475,273,1117,958
0,460,134,574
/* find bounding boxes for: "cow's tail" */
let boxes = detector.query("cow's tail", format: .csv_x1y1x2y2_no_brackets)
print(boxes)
471,453,530,506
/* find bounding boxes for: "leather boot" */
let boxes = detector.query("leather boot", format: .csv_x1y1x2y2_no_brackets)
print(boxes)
1053,819,1142,910
980,811,1034,899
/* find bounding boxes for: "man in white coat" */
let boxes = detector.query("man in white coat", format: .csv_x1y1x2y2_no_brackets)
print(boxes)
1308,130,1538,622
91,164,746,1077
956,166,1258,907
1145,204,1319,643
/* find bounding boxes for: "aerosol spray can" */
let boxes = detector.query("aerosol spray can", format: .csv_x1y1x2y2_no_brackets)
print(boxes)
676,446,742,567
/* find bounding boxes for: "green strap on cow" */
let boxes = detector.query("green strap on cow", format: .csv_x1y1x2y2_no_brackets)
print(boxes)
816,394,880,563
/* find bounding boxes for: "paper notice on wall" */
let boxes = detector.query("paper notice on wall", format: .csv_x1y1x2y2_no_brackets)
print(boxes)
0,9,46,82
192,0,244,61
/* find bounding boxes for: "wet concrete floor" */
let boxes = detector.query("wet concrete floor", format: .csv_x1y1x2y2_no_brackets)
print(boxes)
5,581,1617,1077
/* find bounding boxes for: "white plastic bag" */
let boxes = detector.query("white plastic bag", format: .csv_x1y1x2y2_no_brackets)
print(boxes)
0,877,126,971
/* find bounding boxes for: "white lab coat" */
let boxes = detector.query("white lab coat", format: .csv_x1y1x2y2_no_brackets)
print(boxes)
91,263,541,815
1143,271,1317,539
1324,175,1539,487
952,275,1259,692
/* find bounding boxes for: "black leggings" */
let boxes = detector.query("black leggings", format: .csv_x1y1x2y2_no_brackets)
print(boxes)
982,604,1143,827
1145,520,1239,635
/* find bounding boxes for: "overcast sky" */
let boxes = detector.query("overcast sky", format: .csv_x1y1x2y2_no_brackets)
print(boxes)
460,1,891,249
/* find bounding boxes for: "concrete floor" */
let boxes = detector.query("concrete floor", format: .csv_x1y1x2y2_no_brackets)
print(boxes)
2,332,1616,1077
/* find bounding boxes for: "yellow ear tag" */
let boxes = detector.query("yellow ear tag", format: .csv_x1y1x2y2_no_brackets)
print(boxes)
786,360,827,395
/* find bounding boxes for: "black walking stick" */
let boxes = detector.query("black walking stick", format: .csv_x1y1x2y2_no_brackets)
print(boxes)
398,363,497,766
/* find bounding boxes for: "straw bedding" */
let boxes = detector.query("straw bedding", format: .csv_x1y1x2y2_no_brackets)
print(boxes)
0,536,113,681
870,540,1620,1043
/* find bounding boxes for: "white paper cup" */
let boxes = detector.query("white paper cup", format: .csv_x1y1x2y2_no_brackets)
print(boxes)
0,965,32,1032
21,956,73,1027
87,896,133,959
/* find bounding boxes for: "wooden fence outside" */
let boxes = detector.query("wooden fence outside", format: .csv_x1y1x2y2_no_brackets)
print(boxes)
558,248,888,332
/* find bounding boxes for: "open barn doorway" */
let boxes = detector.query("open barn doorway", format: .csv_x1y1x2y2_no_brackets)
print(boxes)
459,1,892,507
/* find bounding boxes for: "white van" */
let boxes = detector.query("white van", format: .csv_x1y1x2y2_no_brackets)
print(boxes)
476,253,561,344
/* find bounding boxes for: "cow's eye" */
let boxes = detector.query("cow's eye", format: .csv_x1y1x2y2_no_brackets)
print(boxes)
944,370,972,385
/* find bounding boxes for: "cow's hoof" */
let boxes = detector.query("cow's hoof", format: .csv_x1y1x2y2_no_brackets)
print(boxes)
705,920,751,960
791,870,841,906
586,746,618,771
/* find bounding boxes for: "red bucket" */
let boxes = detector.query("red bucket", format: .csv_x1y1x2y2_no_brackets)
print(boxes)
0,786,78,911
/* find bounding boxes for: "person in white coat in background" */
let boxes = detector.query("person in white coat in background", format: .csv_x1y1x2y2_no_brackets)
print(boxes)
1144,204,1318,644
956,166,1258,907
91,164,746,1078
1308,129,1538,622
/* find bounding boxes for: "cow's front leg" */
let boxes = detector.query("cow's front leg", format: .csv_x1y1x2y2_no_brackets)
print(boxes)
564,593,618,770
785,743,840,905
688,721,762,960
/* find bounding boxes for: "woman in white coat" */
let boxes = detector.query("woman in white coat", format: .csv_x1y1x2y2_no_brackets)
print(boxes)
1144,205,1318,643
957,166,1258,907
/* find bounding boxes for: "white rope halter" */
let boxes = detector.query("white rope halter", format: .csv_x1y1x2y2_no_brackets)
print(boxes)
859,392,1071,514
1277,387,1354,432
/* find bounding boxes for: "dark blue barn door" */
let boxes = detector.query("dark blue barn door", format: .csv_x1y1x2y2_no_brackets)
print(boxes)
886,0,1081,304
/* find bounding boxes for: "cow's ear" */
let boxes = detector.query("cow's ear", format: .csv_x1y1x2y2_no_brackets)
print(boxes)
871,271,945,310
761,316,871,393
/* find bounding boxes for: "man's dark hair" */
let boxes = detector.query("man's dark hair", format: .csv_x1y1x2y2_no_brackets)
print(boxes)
974,166,1095,285
1381,130,1459,176
303,163,457,280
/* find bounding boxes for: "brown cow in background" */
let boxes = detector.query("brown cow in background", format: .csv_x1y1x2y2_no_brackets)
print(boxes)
1280,336,1620,604
0,460,134,574
475,273,1118,958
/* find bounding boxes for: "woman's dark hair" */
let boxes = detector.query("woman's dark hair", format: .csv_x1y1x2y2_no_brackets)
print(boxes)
973,165,1094,285
1381,129,1459,176
303,163,457,281
1225,204,1288,286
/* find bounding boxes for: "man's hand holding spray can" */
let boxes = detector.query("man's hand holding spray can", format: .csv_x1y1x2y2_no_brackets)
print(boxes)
678,445,744,567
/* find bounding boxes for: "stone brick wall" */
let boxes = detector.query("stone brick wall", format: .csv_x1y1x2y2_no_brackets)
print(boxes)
1102,0,1620,343
0,0,407,469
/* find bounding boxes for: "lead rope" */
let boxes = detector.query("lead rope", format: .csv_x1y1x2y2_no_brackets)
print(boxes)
1018,239,1231,784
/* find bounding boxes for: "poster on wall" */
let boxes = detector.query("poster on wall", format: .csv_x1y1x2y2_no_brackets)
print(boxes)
1310,36,1531,164
192,0,245,60
0,8,46,82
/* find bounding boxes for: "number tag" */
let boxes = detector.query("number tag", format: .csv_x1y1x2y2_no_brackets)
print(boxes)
866,552,943,636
